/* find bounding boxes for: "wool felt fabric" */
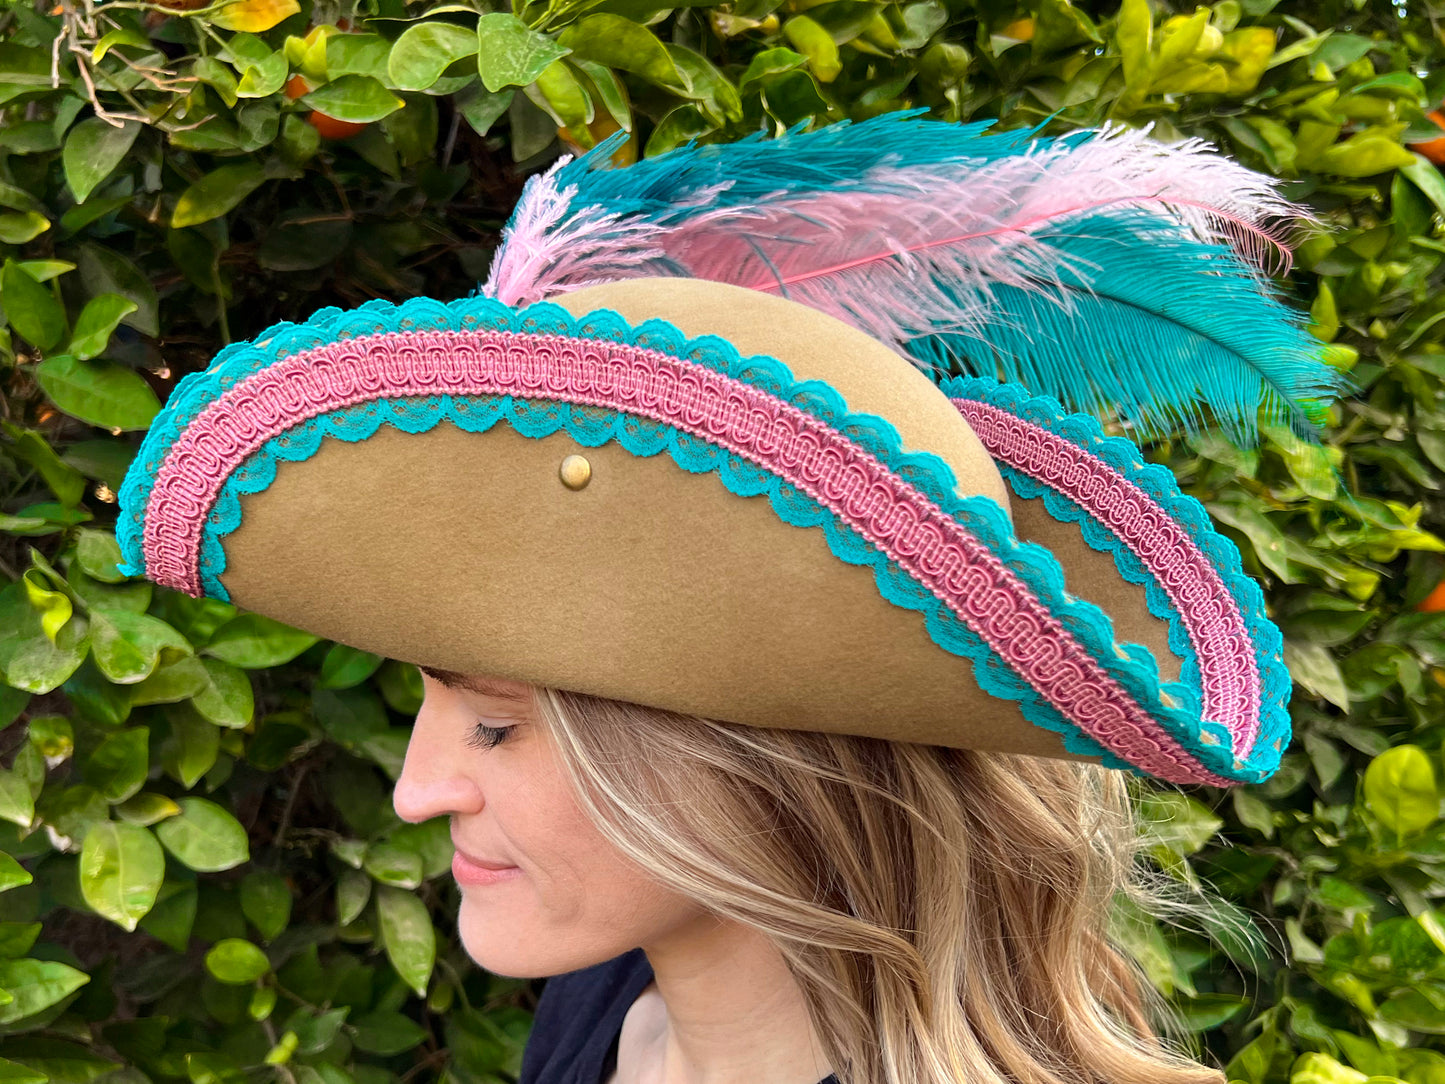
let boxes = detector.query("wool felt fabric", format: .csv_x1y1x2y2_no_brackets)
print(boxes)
207,276,1149,760
115,105,1357,789
115,267,1295,786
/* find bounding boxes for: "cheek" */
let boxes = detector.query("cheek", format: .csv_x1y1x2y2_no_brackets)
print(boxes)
455,759,704,976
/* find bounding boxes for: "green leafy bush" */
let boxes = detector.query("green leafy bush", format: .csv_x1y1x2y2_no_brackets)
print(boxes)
1,0,1443,1079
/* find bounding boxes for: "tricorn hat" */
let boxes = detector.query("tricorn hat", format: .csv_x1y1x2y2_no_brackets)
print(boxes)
116,111,1344,788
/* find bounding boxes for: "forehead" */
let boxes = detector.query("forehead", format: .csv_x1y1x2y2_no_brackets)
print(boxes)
417,666,532,704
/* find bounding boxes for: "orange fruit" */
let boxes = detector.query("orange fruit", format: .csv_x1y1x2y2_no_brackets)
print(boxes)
284,74,312,99
1408,108,1445,167
308,111,368,139
1000,16,1035,40
1417,578,1445,613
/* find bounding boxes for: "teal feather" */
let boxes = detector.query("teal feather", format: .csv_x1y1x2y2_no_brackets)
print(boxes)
480,109,1345,442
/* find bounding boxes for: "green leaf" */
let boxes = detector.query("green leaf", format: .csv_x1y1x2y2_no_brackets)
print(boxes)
363,841,423,889
61,118,140,204
375,885,435,997
1138,790,1223,857
508,91,558,161
0,1056,46,1084
139,650,215,709
738,47,808,94
557,15,685,93
240,869,292,942
1,259,65,351
389,21,478,91
389,818,455,879
23,568,71,645
0,609,89,694
37,782,108,846
0,181,45,216
202,613,319,668
137,879,196,951
326,32,392,81
782,16,841,83
450,84,512,146
0,212,49,245
288,1006,349,1054
75,529,126,583
1316,126,1417,177
529,58,592,129
301,75,405,123
896,0,948,50
192,57,240,107
159,704,219,788
348,1010,427,1055
33,355,160,431
0,851,32,893
0,684,28,730
171,163,268,229
336,869,370,926
234,51,287,98
1364,745,1440,840
191,657,254,728
0,1041,116,1083
65,293,138,362
1402,152,1445,219
154,797,250,872
28,713,72,760
79,822,164,932
1283,641,1350,710
114,791,181,827
1116,0,1153,89
317,644,384,689
0,761,37,829
0,425,86,508
248,985,277,1022
757,69,826,128
1032,0,1101,55
0,959,89,1024
85,727,149,802
89,608,192,684
77,244,159,337
0,921,41,959
475,13,570,92
646,104,715,157
572,58,631,129
1217,27,1276,95
205,938,271,984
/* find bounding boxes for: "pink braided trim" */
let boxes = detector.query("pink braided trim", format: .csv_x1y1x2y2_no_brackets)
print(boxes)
951,398,1260,759
143,329,1232,785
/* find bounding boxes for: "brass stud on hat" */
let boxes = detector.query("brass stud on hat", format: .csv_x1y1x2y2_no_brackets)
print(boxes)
559,454,592,490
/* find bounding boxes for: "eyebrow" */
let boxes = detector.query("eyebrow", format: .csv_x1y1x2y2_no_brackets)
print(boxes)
417,666,532,704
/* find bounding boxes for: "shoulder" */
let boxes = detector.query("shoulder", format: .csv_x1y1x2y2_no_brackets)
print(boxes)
518,948,654,1084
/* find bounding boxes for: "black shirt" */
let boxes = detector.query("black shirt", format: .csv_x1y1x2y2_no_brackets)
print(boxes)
518,947,841,1084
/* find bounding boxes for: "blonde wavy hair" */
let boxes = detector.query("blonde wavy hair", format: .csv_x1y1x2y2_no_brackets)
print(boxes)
524,683,1230,1084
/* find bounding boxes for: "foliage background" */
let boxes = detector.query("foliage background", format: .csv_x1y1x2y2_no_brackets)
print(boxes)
1,0,1444,1078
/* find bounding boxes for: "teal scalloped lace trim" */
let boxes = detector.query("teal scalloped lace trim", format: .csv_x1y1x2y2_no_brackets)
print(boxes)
116,295,1274,783
940,376,1289,779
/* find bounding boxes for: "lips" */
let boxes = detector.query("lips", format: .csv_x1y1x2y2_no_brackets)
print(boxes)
452,844,516,871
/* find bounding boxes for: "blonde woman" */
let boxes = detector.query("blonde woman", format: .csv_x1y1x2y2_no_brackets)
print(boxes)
117,112,1339,1084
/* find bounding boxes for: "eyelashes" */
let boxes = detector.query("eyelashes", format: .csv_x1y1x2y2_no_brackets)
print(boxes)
467,722,514,751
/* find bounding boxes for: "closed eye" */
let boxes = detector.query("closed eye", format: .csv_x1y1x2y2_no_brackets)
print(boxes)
467,722,514,750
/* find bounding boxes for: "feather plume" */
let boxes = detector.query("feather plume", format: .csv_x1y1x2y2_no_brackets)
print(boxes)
478,109,1343,441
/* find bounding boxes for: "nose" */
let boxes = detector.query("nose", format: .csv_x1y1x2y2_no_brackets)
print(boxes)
392,703,485,824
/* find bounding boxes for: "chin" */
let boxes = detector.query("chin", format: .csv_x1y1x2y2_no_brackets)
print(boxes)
457,904,627,979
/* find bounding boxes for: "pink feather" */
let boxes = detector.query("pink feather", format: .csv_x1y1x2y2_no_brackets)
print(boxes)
480,122,1310,345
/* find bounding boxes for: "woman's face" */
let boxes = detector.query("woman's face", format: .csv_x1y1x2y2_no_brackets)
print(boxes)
393,669,707,978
